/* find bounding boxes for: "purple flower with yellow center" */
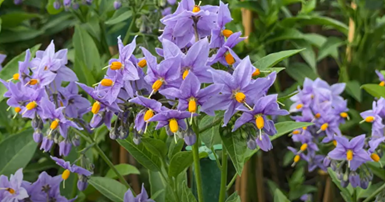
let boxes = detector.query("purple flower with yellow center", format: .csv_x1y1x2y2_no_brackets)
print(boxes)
40,98,81,138
160,73,223,118
77,83,121,128
201,57,276,126
0,54,6,70
232,94,288,151
161,38,214,83
107,36,139,82
51,156,92,189
327,135,372,171
160,0,218,48
130,96,163,133
208,32,245,66
95,70,124,104
313,78,345,105
7,49,31,85
124,184,154,202
316,114,341,143
149,109,195,134
375,70,385,86
20,88,47,119
288,146,307,167
210,1,233,49
142,47,181,97
0,169,28,201
360,100,384,137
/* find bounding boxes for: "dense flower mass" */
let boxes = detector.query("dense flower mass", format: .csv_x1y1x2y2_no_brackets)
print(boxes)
288,77,385,189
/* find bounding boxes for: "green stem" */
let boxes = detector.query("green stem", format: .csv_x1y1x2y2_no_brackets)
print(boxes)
219,146,228,202
192,121,204,202
73,130,132,190
226,173,237,191
123,13,137,44
363,183,385,202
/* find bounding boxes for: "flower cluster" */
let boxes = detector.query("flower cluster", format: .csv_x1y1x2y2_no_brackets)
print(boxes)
71,0,287,150
288,77,382,189
0,169,75,201
0,42,88,156
288,78,348,170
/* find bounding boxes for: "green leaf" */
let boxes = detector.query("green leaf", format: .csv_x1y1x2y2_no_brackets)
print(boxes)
142,138,167,158
73,25,100,71
361,84,385,98
286,63,318,83
221,130,247,175
168,138,184,160
292,40,316,72
303,33,327,48
0,27,44,44
199,115,222,149
253,49,304,71
181,181,197,202
300,0,316,14
165,183,178,202
105,164,140,179
225,192,241,202
0,12,40,28
231,1,264,13
149,171,166,202
328,168,353,202
46,0,63,14
266,29,304,44
0,44,41,101
88,177,126,202
281,15,348,35
117,139,161,172
106,9,133,25
168,151,193,177
0,129,37,175
346,80,362,102
317,37,344,61
274,189,290,202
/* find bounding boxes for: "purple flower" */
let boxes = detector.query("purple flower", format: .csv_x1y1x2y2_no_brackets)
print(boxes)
130,96,162,133
20,88,47,119
33,130,43,143
0,169,28,201
0,54,6,70
375,70,385,86
208,32,245,66
202,57,276,126
328,135,372,171
149,109,195,134
160,72,222,114
114,1,121,9
161,38,214,83
160,0,218,48
57,82,90,118
28,172,65,202
124,184,154,202
317,114,342,143
210,1,232,49
361,100,385,137
51,156,92,176
59,140,72,156
64,0,71,6
40,136,54,152
14,0,22,5
96,71,125,104
142,48,181,96
40,98,81,138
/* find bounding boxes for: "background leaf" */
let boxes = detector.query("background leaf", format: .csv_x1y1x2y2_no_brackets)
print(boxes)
361,84,385,98
105,164,140,179
168,151,193,177
88,177,127,202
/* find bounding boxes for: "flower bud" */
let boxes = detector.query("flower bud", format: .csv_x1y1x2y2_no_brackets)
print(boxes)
77,175,88,191
183,128,196,146
40,137,53,152
72,135,80,147
59,140,72,157
323,157,331,167
133,131,142,145
14,0,22,5
349,171,360,188
72,2,79,9
118,126,129,139
33,130,43,143
109,127,118,140
247,136,257,150
114,1,121,9
32,116,43,129
53,1,61,9
63,0,71,6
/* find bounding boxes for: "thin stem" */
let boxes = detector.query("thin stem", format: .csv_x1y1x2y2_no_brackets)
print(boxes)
192,120,204,202
123,13,137,44
193,18,199,42
219,146,228,202
226,173,237,191
363,183,385,202
73,129,132,191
